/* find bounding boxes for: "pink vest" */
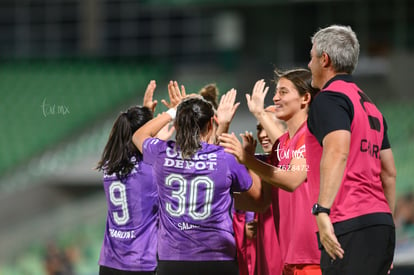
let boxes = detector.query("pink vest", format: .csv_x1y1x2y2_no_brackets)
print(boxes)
306,79,391,224
270,122,320,265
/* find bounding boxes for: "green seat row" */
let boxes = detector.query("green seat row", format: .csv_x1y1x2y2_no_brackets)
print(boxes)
0,60,167,176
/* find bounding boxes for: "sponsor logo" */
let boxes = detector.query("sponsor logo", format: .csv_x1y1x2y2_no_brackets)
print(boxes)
275,143,305,161
163,147,217,170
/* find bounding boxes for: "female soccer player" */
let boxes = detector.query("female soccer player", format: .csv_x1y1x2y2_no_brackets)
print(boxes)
132,85,261,275
199,83,257,275
220,69,322,275
254,106,285,275
96,80,172,275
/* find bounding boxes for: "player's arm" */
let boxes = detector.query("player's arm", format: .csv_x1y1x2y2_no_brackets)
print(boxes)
315,129,349,261
219,132,306,191
133,112,173,153
214,88,240,142
226,130,272,211
234,170,272,212
380,148,396,215
252,111,282,144
246,79,284,144
243,152,306,192
310,92,352,207
318,130,350,209
252,111,285,145
264,111,285,144
308,92,352,260
133,81,184,152
379,118,397,215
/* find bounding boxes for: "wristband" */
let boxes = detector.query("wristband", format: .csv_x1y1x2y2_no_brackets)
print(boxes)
166,108,176,120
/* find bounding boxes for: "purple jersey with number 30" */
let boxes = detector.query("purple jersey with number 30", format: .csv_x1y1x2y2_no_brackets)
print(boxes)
98,157,158,271
143,138,252,261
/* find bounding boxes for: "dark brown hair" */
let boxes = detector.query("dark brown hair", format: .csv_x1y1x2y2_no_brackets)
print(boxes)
274,68,319,103
96,106,153,178
174,97,214,159
199,83,219,110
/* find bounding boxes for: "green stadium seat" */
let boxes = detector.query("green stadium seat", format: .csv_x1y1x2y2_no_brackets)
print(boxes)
0,60,167,177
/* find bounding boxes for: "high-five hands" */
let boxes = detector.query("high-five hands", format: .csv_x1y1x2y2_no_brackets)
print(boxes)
219,131,256,165
143,80,158,113
246,79,269,118
216,88,240,126
162,80,186,109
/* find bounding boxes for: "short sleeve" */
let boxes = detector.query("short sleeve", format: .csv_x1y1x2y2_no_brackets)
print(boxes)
142,137,162,164
226,153,252,193
308,92,354,145
381,117,391,150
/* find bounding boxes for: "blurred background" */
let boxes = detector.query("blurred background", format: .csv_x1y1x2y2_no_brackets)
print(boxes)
0,0,413,274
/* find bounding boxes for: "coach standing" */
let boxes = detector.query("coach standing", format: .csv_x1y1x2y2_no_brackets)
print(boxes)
306,25,396,275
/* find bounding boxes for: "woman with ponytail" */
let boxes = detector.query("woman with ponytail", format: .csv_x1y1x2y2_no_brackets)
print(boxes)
96,80,172,275
132,81,261,275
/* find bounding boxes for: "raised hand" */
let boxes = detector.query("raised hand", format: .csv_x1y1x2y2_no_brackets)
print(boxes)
161,80,186,109
219,133,247,164
240,131,257,156
246,79,269,118
142,80,158,113
155,114,175,140
216,88,240,126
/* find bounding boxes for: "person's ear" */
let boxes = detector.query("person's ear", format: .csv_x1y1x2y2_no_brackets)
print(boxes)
321,52,331,68
208,117,214,132
204,118,216,144
301,92,311,107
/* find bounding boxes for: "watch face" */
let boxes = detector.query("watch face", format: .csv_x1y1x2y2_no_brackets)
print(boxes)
312,203,330,215
312,203,318,215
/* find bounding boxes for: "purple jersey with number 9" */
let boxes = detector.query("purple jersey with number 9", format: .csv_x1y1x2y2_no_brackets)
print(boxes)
143,137,252,261
99,157,158,271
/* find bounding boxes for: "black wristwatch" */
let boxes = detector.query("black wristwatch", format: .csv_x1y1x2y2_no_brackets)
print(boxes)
311,203,330,216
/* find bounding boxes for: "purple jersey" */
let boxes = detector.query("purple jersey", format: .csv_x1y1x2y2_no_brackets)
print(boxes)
143,138,252,261
98,157,158,271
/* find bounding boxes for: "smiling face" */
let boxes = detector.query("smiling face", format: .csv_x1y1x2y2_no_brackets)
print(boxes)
272,77,307,122
257,123,272,153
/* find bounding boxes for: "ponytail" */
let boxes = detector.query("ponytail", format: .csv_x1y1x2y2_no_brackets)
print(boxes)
175,97,214,159
97,106,153,178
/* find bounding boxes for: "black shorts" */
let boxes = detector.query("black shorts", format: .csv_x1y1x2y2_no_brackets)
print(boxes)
99,265,155,275
320,224,395,275
157,260,239,275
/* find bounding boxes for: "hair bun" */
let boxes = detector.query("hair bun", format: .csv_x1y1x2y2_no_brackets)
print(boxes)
199,83,219,109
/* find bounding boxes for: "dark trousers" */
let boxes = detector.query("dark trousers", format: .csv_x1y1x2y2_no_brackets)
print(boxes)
99,265,155,275
157,260,239,275
320,225,395,275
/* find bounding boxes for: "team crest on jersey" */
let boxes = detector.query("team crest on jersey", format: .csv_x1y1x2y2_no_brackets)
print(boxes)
275,143,305,161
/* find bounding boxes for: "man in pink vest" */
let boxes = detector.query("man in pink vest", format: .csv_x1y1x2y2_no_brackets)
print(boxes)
306,25,396,275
